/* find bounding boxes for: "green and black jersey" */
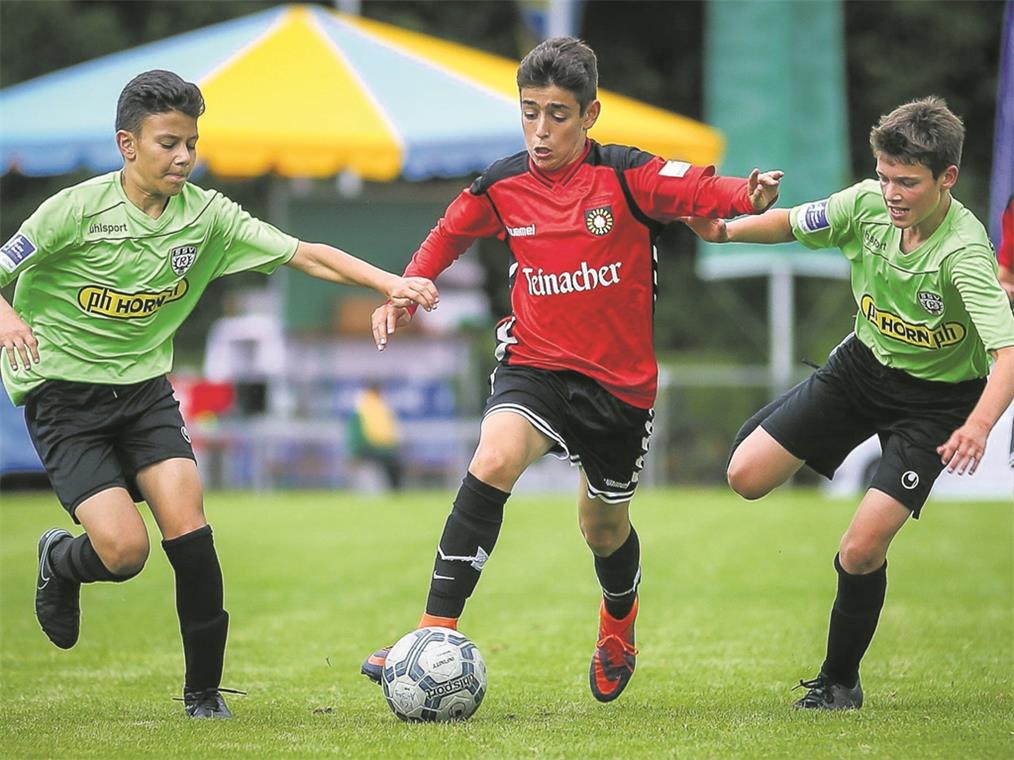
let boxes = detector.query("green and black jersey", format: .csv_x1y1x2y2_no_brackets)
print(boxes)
0,172,298,404
790,180,1014,383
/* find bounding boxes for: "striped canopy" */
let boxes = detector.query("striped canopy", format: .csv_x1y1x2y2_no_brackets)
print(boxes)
0,5,724,181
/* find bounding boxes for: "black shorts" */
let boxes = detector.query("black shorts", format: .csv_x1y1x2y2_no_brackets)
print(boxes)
24,375,195,521
484,364,653,503
753,335,985,516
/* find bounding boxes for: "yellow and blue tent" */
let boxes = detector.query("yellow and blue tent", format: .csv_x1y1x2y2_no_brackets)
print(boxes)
0,4,723,181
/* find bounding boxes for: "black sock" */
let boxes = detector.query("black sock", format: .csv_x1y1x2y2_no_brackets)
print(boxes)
425,473,509,619
594,525,640,619
820,553,887,688
49,533,138,583
162,525,229,692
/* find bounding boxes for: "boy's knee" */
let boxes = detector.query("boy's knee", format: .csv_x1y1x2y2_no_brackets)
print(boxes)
469,447,522,487
98,534,149,577
726,461,770,501
581,521,627,557
838,536,886,575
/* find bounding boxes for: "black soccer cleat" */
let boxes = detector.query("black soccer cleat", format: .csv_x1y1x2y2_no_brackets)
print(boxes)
182,687,242,719
361,645,392,685
35,528,81,649
792,672,864,710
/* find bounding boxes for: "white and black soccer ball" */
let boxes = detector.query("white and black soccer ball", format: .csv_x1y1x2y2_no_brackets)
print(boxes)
381,626,487,722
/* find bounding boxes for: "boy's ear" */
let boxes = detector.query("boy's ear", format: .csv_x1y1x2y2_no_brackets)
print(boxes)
116,129,136,161
582,99,601,131
939,164,958,190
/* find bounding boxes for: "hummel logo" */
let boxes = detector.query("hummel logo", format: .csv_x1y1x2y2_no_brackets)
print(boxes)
437,545,490,571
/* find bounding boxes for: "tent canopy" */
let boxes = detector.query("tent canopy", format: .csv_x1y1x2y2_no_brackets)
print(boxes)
0,5,723,181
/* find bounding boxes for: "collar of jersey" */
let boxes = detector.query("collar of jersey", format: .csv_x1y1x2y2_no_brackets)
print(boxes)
529,139,592,187
112,171,179,234
894,194,960,259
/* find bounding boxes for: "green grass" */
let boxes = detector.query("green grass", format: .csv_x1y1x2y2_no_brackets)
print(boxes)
2,487,1011,758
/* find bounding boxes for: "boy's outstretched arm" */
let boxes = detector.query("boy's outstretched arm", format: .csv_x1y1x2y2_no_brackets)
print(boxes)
936,345,1014,475
683,208,794,245
287,241,439,311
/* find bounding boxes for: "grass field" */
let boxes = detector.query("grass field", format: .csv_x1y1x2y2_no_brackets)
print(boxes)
1,487,1011,758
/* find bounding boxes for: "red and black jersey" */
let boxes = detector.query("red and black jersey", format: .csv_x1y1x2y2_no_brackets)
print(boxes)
405,140,756,409
999,195,1014,269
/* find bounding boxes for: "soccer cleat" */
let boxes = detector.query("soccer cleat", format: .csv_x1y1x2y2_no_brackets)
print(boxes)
792,672,864,710
182,687,243,719
589,596,638,702
361,646,392,685
362,614,458,685
35,528,81,650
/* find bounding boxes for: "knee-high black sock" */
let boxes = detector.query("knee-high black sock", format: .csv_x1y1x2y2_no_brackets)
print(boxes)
425,473,509,619
821,553,887,688
49,533,138,583
594,525,640,619
162,525,228,692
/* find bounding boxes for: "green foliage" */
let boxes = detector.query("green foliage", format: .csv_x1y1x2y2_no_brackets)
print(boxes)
2,489,1012,757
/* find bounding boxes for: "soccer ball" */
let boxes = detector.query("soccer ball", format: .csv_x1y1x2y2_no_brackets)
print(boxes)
381,626,487,722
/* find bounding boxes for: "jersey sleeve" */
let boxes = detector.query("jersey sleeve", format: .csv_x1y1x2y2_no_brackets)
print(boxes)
210,195,299,279
947,246,1014,351
622,157,755,222
403,186,501,280
0,192,81,287
789,183,859,250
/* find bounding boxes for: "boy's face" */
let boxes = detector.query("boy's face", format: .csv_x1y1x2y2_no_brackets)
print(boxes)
118,110,198,197
875,154,957,230
520,85,600,172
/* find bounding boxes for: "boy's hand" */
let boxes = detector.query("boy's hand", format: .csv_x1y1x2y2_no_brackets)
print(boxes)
680,216,729,243
936,419,989,476
0,304,39,371
386,276,439,311
372,303,413,351
747,168,784,211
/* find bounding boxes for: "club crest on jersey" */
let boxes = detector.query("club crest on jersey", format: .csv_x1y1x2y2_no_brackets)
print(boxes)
917,291,944,316
170,245,197,275
585,206,614,236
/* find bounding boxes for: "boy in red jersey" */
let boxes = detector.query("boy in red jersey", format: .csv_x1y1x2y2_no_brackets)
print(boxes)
998,195,1014,302
361,37,782,702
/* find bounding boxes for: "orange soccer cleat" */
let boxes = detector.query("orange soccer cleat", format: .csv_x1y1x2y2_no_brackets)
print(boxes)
589,596,638,702
360,613,458,684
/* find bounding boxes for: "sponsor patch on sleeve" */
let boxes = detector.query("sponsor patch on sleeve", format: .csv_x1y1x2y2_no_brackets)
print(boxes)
659,160,691,178
0,233,37,273
797,200,830,233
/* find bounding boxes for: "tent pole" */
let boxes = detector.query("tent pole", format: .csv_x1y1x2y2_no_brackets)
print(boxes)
768,262,794,397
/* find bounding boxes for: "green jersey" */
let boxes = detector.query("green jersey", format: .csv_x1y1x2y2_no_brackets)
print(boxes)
790,179,1014,383
0,171,298,405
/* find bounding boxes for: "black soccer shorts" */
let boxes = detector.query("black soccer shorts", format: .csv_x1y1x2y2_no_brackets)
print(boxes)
484,363,653,503
24,375,196,521
752,334,985,516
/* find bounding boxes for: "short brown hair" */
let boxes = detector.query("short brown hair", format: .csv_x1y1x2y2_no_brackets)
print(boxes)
869,96,964,177
116,70,205,134
516,37,598,113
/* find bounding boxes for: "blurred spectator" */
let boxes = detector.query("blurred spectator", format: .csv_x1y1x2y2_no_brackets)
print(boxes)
346,382,403,490
998,195,1014,303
